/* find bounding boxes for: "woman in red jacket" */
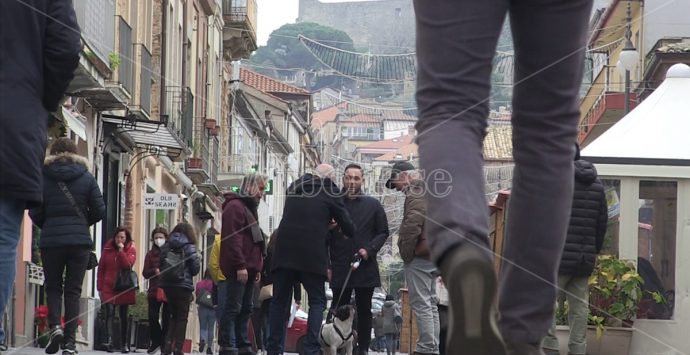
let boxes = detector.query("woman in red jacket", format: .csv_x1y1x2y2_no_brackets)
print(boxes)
142,227,170,354
97,227,137,353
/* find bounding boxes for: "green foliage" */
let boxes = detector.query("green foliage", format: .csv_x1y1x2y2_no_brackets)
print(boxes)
588,255,645,338
129,292,149,321
109,52,121,70
554,297,569,326
83,47,97,62
251,22,355,71
32,224,42,266
379,259,405,296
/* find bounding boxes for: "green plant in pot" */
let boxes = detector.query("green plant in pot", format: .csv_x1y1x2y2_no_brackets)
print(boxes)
129,292,149,321
588,255,644,337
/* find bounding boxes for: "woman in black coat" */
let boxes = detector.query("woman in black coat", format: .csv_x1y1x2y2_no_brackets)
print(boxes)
30,138,105,355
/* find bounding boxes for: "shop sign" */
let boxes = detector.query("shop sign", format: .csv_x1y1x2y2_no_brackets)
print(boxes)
144,193,179,210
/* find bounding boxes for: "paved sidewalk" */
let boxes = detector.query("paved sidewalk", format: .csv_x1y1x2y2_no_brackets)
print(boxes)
3,348,398,355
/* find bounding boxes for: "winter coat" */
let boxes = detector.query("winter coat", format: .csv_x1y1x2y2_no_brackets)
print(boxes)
559,159,609,277
208,234,226,283
159,232,201,291
196,279,214,294
220,193,264,278
381,300,402,334
272,174,355,277
329,193,389,288
30,153,105,249
142,246,163,299
261,235,302,301
0,0,81,206
97,239,137,305
398,179,428,264
373,314,385,338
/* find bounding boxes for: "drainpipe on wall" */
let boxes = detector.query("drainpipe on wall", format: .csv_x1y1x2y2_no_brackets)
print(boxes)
160,0,168,115
159,156,195,190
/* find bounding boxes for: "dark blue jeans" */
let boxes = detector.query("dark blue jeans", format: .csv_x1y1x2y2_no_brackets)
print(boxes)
266,269,326,355
217,277,255,352
0,197,24,345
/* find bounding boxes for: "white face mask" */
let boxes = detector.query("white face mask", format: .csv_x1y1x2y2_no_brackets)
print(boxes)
154,238,166,248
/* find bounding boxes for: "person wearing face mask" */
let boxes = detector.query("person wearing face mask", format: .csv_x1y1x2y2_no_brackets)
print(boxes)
143,227,171,354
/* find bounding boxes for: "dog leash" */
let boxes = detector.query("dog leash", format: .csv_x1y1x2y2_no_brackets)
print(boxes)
328,252,363,322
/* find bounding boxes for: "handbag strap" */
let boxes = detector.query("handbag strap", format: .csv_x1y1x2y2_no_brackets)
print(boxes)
57,181,87,224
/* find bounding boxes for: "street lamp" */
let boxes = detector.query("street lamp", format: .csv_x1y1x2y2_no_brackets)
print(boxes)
618,0,639,114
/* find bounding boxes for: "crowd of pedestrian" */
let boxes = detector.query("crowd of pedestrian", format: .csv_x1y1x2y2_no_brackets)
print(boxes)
1,1,609,355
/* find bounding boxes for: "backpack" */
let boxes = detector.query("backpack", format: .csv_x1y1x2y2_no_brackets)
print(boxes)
160,243,186,285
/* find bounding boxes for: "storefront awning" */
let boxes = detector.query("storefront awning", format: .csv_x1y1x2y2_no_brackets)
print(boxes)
102,116,188,161
61,107,87,140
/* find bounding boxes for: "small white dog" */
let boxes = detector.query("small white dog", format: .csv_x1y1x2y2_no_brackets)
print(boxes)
320,305,355,355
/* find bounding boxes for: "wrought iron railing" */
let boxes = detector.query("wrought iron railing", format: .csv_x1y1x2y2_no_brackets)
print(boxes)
139,45,152,115
222,0,257,35
164,86,194,148
73,0,115,63
117,16,133,94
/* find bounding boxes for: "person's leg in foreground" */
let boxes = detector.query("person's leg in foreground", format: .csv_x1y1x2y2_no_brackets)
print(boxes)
148,298,164,353
235,277,255,354
414,0,593,354
355,288,374,354
62,248,90,353
0,198,24,348
300,272,327,355
42,248,67,354
266,270,297,355
404,258,440,354
543,275,589,355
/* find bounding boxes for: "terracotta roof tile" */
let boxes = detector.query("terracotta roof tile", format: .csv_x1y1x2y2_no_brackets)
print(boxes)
240,69,310,95
311,104,345,130
358,134,414,150
371,125,512,162
483,125,512,161
346,114,380,124
374,143,419,161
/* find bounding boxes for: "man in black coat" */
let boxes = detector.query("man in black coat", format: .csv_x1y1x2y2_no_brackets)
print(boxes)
328,163,390,355
542,148,608,355
267,164,355,355
0,1,81,350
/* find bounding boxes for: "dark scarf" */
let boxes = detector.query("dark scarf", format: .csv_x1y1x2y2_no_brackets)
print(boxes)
239,196,259,220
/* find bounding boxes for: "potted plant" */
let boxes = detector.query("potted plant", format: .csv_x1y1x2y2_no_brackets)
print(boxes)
186,143,203,169
585,255,660,355
186,157,203,169
35,305,49,348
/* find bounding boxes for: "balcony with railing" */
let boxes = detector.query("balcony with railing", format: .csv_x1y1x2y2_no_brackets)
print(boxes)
128,44,152,119
117,16,133,95
578,64,638,146
186,118,212,184
164,86,194,150
67,0,125,110
222,0,258,60
219,154,253,179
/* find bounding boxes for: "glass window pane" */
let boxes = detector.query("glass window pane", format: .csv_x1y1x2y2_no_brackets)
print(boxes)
637,180,676,320
601,179,621,256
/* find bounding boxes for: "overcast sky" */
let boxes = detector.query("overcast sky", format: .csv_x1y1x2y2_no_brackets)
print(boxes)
257,0,373,45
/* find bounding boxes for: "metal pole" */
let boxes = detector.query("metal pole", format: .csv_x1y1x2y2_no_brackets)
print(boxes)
624,69,631,115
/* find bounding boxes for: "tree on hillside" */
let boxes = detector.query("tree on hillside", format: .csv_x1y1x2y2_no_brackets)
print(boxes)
251,22,356,71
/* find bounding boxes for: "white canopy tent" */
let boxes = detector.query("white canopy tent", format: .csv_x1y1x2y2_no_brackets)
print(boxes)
581,63,690,354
